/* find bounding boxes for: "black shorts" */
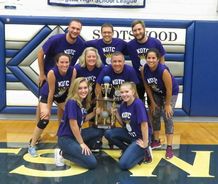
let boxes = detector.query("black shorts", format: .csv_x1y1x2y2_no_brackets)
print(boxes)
136,83,151,106
39,93,67,104
136,83,145,101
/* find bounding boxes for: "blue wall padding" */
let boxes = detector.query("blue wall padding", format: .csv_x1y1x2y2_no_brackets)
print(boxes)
0,16,192,28
175,77,183,85
0,21,6,111
190,21,218,116
6,73,19,82
165,54,184,61
6,49,19,57
174,109,187,116
1,106,57,114
182,22,195,114
7,26,51,66
7,66,38,96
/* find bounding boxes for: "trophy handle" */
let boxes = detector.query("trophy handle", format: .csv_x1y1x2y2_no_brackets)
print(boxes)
111,98,116,127
95,96,99,126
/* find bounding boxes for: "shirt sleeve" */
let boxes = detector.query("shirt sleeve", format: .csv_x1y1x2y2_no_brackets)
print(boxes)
135,99,148,124
129,66,139,84
96,66,109,84
67,100,78,120
42,35,57,54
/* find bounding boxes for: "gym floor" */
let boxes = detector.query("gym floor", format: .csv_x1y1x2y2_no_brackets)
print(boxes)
0,116,218,184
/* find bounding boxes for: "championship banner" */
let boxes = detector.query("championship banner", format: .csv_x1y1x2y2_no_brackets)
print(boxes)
48,0,146,8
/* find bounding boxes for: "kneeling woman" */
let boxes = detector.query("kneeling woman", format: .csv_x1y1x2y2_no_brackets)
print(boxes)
57,77,103,169
105,82,152,170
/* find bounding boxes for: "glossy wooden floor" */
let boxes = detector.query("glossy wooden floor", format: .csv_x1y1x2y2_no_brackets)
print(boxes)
0,119,218,184
1,120,218,144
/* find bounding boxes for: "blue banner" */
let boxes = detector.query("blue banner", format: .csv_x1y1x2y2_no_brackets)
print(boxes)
48,0,146,8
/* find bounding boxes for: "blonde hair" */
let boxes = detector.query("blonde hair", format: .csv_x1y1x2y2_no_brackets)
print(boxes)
67,77,91,109
78,47,102,68
120,82,139,98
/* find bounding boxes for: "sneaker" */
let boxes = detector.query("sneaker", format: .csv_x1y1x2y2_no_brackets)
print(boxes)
151,139,161,149
91,140,102,153
54,148,64,167
144,146,153,163
165,146,174,159
28,146,38,157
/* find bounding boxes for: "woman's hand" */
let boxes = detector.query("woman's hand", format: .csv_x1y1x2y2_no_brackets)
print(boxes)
150,101,158,115
40,109,50,119
136,139,148,149
38,74,46,87
80,143,92,155
164,104,173,119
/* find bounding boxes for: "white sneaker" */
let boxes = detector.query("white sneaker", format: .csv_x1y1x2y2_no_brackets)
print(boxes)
28,146,38,157
54,148,64,167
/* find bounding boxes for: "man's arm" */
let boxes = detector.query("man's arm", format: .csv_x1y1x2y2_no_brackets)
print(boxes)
37,48,46,86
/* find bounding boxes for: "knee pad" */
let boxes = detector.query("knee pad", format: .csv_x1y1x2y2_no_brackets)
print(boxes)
37,119,49,129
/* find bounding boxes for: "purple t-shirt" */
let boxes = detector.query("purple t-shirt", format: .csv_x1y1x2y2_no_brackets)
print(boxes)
96,65,139,103
119,98,151,139
127,37,166,79
57,99,87,138
43,34,85,75
40,65,73,100
143,63,179,96
86,38,127,65
74,64,104,99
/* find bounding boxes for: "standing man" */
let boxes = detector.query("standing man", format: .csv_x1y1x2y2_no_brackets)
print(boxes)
38,19,86,86
86,23,127,65
127,20,166,100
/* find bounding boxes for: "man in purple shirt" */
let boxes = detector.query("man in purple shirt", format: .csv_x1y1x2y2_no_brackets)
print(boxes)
38,19,86,86
127,20,166,100
95,51,139,104
86,23,127,65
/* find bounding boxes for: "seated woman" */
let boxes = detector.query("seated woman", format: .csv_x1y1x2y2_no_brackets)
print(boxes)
57,77,104,169
104,82,152,170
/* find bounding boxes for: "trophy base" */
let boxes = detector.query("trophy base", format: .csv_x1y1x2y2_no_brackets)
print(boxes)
96,97,114,102
95,124,112,129
96,124,112,129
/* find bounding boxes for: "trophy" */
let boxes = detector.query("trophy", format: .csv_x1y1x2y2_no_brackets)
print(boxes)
101,111,109,126
101,76,112,99
95,76,116,129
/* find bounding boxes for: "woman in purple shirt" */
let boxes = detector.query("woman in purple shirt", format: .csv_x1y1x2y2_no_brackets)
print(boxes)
57,77,103,169
73,47,104,151
28,53,73,157
141,48,179,159
105,82,152,170
73,47,104,102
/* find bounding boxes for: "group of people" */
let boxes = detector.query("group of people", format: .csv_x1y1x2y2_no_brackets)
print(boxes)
27,18,179,170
